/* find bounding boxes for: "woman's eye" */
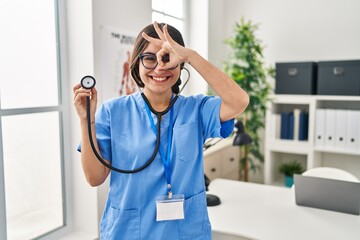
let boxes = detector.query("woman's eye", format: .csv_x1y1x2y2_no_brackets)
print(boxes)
144,56,157,62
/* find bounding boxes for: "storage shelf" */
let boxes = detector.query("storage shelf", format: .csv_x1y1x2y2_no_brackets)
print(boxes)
265,95,360,185
270,94,314,104
268,139,311,154
314,147,360,156
272,94,360,102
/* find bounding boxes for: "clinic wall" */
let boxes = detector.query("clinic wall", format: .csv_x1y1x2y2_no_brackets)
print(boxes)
66,0,99,237
209,0,360,71
208,0,360,183
92,0,151,103
182,0,209,96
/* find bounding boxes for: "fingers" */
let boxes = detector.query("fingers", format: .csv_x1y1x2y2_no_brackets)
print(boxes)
156,49,167,67
141,22,174,48
141,22,182,68
141,32,163,47
73,82,97,122
73,83,97,101
153,21,166,41
163,25,177,46
73,83,82,93
90,87,97,102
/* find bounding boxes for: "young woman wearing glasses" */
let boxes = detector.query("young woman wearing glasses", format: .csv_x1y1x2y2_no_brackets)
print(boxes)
73,22,249,240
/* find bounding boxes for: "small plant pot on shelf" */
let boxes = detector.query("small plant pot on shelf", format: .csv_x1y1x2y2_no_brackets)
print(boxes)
284,175,294,188
278,160,304,188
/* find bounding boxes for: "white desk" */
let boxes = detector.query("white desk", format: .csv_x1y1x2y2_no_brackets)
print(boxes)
207,179,360,240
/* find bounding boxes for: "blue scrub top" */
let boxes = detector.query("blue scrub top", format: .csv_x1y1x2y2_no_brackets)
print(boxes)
78,92,234,240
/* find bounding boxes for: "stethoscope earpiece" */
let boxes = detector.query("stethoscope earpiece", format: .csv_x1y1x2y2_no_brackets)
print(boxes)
81,75,96,89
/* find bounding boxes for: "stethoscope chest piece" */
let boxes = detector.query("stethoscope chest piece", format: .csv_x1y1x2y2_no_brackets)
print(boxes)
81,75,96,89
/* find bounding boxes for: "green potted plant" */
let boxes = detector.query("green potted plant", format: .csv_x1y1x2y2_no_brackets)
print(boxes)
278,161,305,187
223,18,274,182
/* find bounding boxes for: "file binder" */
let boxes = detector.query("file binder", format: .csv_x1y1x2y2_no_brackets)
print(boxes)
315,109,326,147
280,112,289,139
272,113,281,139
335,110,347,149
293,108,301,140
288,113,294,140
346,110,360,151
280,112,294,140
325,109,336,148
298,111,309,141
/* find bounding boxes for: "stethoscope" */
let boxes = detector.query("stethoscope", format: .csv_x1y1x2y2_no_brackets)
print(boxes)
80,69,189,174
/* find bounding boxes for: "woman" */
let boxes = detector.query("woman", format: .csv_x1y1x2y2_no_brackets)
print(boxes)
73,22,249,240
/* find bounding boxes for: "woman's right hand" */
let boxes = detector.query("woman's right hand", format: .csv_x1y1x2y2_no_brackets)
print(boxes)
73,83,98,123
73,83,110,186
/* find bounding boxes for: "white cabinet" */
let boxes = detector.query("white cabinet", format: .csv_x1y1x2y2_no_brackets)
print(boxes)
264,95,360,186
204,137,240,181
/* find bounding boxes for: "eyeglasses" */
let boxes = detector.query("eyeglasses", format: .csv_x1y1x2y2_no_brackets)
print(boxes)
139,53,178,70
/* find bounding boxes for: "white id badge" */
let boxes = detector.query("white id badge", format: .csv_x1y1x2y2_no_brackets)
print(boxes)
156,194,185,221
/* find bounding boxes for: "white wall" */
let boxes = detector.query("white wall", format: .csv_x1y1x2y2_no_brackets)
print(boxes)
182,0,209,96
208,0,360,183
209,0,360,68
92,0,152,101
66,0,98,237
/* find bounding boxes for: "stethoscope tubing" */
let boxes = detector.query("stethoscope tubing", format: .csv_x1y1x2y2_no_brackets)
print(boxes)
83,67,188,174
85,94,177,174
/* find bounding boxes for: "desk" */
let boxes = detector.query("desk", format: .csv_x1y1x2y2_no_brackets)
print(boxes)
207,179,360,240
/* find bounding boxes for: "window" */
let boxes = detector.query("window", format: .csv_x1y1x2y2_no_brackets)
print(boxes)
0,0,68,239
152,0,185,34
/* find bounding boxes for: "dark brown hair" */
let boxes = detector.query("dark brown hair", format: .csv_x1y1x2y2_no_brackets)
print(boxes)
130,23,185,94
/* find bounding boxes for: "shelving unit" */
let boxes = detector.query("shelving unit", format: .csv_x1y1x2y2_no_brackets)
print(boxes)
264,94,360,186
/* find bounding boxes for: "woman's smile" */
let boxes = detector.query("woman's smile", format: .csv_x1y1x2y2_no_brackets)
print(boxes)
150,75,172,82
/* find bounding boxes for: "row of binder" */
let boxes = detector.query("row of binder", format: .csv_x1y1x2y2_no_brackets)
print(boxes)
315,109,360,150
272,109,309,141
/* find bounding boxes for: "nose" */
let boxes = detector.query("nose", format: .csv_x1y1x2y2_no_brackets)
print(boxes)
153,64,168,72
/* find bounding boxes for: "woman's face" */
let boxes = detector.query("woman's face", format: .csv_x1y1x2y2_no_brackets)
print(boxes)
139,43,180,95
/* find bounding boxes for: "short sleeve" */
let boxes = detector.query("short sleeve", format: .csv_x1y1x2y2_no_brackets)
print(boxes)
76,103,112,162
220,119,235,138
199,96,234,139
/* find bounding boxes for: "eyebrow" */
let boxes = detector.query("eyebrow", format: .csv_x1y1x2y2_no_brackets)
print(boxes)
142,52,156,55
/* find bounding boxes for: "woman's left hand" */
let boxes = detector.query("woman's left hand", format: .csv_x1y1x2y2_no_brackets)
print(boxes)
142,22,194,69
143,22,249,121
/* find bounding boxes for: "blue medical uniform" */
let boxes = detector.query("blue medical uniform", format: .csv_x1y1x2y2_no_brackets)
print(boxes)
78,92,234,240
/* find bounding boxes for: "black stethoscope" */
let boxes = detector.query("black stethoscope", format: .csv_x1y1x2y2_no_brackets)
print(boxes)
80,71,189,174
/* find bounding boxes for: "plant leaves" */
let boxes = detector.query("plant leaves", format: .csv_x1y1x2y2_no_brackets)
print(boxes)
223,18,273,177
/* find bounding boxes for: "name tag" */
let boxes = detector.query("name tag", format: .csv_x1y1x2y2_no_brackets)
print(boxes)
156,195,185,221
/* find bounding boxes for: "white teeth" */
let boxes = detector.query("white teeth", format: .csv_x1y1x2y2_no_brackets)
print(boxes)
152,76,167,81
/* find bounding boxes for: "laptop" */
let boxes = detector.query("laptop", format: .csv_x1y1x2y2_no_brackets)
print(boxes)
294,174,360,215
